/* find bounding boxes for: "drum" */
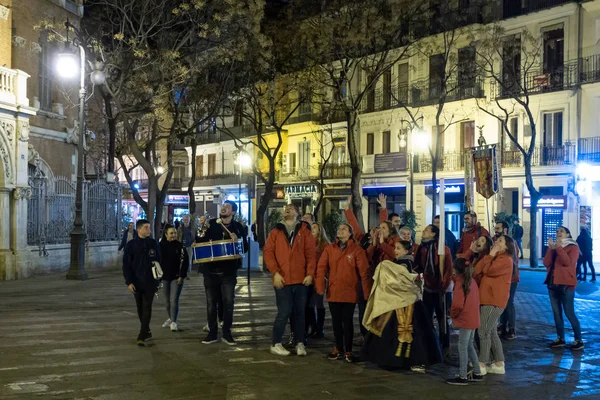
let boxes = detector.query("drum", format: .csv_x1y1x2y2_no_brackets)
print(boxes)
192,239,243,264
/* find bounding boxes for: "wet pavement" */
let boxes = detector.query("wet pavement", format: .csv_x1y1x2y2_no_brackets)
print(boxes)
0,267,599,399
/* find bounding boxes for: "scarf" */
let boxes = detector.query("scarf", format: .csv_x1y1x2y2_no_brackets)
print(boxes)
420,239,437,278
559,238,577,248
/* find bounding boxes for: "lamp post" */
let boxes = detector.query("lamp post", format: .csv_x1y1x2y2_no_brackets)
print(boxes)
238,152,253,284
58,25,105,280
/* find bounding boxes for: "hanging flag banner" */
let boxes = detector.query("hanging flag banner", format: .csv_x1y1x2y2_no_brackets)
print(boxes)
473,145,499,199
464,149,475,211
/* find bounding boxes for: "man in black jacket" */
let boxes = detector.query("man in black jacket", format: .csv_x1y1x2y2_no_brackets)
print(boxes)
123,219,161,346
513,218,524,259
196,200,248,346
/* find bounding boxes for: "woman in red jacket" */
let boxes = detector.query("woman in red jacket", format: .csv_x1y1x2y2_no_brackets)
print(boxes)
366,220,401,266
543,226,583,351
447,258,482,385
316,223,372,363
474,235,514,376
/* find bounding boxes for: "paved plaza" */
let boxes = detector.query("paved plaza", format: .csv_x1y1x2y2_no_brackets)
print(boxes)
1,267,599,399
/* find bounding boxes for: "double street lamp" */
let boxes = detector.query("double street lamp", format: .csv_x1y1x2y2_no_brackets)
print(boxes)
57,22,105,280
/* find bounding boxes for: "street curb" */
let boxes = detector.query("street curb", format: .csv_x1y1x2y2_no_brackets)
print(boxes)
518,267,546,272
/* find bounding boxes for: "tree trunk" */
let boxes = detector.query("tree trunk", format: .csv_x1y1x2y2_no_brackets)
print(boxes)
347,111,364,231
188,138,197,216
524,156,541,269
256,163,276,249
147,178,158,238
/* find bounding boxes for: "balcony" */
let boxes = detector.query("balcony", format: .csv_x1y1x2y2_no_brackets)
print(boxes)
321,163,352,179
490,63,578,99
580,52,600,85
410,77,485,107
194,173,240,187
414,151,466,173
501,144,576,167
578,137,600,163
319,110,347,125
0,66,29,107
501,0,575,20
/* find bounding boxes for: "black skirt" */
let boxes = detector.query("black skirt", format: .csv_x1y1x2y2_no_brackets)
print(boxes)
361,300,442,369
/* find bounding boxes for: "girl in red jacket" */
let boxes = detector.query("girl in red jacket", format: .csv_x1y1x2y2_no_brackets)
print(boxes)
308,223,330,338
316,223,372,363
447,258,483,386
543,226,583,351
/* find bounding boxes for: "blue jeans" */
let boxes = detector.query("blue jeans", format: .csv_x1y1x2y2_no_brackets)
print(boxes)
515,239,523,258
548,286,582,341
163,279,184,323
273,284,308,345
499,282,518,331
458,328,481,378
203,272,237,335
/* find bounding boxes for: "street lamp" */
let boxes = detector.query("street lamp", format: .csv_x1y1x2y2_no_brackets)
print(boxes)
237,151,253,285
409,127,430,211
58,23,105,280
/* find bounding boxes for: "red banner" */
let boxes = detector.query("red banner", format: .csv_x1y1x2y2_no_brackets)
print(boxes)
473,145,499,199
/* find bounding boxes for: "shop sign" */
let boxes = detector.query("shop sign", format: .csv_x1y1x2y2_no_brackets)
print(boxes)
285,184,317,198
436,185,462,194
522,195,567,209
194,195,204,201
167,195,189,203
374,152,408,173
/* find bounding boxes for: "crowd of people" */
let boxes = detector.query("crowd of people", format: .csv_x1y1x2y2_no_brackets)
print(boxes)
120,195,587,386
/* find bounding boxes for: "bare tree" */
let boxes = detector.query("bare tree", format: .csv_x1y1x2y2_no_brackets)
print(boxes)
475,24,549,268
312,121,336,219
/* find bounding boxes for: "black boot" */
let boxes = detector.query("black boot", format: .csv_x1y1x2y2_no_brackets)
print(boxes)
312,308,325,338
305,306,317,337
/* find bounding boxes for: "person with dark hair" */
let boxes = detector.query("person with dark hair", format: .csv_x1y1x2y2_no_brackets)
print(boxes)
513,218,524,259
196,200,248,346
474,234,514,375
361,237,442,372
544,226,584,350
494,221,520,340
433,215,457,259
366,220,401,266
446,258,483,386
122,219,161,346
376,194,402,230
316,223,371,362
398,226,419,257
159,224,188,332
457,211,489,255
302,213,315,224
265,203,316,357
119,222,137,251
414,225,453,357
576,227,596,282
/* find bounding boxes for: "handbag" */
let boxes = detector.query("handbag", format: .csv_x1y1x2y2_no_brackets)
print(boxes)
151,261,163,280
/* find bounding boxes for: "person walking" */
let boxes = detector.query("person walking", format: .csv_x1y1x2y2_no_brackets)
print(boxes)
196,201,248,346
122,219,161,346
474,235,514,375
513,218,524,259
159,224,188,332
446,258,483,386
544,226,584,350
316,224,371,363
265,204,316,357
118,222,137,251
177,214,196,275
576,227,596,282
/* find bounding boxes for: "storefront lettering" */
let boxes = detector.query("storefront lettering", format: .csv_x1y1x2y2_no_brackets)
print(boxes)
522,196,567,209
167,195,189,203
285,185,317,197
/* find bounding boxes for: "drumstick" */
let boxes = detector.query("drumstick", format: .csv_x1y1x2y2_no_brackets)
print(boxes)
216,219,236,239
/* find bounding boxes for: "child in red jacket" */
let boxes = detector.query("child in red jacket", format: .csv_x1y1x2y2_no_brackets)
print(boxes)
447,258,483,386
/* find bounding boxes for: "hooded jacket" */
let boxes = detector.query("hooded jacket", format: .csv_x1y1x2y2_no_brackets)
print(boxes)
264,221,316,286
316,239,372,303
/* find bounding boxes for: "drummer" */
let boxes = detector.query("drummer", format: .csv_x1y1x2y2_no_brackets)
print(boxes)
195,200,248,346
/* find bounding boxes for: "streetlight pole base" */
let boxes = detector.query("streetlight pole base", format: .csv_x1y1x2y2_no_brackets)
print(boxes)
66,230,87,280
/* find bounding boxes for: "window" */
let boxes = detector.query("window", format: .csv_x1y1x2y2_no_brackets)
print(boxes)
398,63,409,103
429,54,445,99
383,70,392,109
333,145,345,165
502,36,521,96
288,152,297,173
543,27,564,88
432,125,445,150
461,121,475,149
195,155,204,177
366,74,375,111
367,133,375,155
38,32,53,110
543,112,563,147
233,101,244,126
208,154,216,176
458,46,476,89
382,131,391,153
298,141,310,176
503,117,519,151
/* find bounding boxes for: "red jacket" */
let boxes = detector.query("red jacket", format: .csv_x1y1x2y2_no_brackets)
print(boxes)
264,221,317,286
366,236,401,266
543,244,579,287
344,209,365,242
316,240,327,264
316,240,372,303
493,235,520,283
414,243,453,292
457,223,489,255
450,275,480,330
475,253,512,308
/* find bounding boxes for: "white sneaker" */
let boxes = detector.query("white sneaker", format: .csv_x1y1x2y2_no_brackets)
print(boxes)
170,322,178,332
203,323,209,332
270,343,290,356
162,318,172,328
479,364,487,376
487,363,505,375
296,342,307,356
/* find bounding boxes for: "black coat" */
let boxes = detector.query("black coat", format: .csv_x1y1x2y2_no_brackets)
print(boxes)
196,218,248,275
118,229,137,250
122,237,161,292
513,224,524,240
159,239,189,281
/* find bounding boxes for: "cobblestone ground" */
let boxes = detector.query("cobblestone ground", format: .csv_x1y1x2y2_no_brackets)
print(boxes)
0,268,599,400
